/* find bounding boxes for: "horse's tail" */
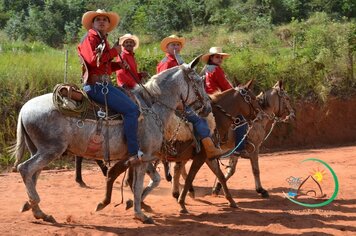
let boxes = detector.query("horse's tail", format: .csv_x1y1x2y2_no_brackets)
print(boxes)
9,111,28,172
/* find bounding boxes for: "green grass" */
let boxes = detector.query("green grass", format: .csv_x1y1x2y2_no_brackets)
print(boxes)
0,17,355,169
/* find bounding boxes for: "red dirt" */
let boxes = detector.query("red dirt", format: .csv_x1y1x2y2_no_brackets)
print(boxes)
1,96,355,235
264,95,356,150
1,145,355,235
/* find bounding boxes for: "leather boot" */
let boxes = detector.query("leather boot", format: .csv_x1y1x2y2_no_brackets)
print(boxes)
201,137,230,160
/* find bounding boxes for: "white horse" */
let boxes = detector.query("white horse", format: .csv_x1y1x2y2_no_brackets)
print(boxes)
11,56,211,224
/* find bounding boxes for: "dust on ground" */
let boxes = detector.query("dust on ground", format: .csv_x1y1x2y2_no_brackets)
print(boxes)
0,145,355,235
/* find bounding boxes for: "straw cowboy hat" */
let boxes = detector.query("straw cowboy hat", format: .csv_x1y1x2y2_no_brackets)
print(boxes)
201,47,230,63
119,33,139,50
82,9,120,32
160,35,185,52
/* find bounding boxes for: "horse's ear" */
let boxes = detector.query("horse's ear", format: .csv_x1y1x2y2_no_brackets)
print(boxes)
273,81,280,89
257,91,264,99
188,54,203,69
245,79,254,90
279,80,284,89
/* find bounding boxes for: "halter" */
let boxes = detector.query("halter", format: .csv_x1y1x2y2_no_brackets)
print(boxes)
218,86,295,158
259,87,295,142
179,65,208,113
212,87,261,129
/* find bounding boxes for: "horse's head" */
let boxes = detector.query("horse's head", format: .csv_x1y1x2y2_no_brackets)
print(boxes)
179,55,212,117
257,80,295,122
142,55,211,116
234,79,262,120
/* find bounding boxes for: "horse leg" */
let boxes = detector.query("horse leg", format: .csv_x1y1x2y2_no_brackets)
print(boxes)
250,152,269,198
21,169,41,212
75,156,108,187
131,162,154,224
141,162,161,201
172,162,182,200
180,160,195,198
163,160,172,182
18,152,58,223
212,155,239,196
95,159,128,211
96,159,108,176
74,156,87,187
205,158,237,208
177,154,205,214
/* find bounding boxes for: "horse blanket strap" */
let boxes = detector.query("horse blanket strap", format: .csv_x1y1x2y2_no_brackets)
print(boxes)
104,119,110,165
103,87,110,165
96,118,103,135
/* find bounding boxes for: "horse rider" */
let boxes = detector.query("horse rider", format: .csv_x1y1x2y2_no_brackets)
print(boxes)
77,9,143,166
116,33,148,89
201,46,248,155
157,35,230,160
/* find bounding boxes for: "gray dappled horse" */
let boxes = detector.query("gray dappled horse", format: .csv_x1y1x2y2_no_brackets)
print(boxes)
11,56,211,224
113,80,263,214
212,80,295,198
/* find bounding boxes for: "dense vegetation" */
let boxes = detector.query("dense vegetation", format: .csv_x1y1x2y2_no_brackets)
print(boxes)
0,0,355,169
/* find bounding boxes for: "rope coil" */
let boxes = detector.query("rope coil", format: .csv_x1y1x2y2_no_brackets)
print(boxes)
53,83,90,118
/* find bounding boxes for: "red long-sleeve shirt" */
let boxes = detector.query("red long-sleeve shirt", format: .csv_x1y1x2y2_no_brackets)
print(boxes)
77,29,121,84
156,53,179,73
204,65,233,94
116,49,143,89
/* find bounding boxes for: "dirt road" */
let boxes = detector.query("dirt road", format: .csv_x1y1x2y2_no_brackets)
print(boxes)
1,145,355,235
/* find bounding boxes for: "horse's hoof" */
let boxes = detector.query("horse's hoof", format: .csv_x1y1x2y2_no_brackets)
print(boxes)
125,199,133,210
143,217,154,224
44,215,57,223
95,202,108,211
20,202,31,212
166,173,172,182
188,190,195,199
172,192,179,200
76,180,88,188
257,188,269,198
261,191,269,198
229,202,238,208
180,208,189,214
11,166,18,172
134,213,153,224
211,189,220,197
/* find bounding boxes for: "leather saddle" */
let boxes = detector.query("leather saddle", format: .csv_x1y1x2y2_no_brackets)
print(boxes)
53,83,129,121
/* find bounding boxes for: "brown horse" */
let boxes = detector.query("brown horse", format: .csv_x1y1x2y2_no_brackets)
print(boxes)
96,80,263,216
211,80,295,198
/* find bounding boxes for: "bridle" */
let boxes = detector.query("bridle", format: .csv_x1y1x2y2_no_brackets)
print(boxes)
212,87,262,129
179,65,209,113
274,88,295,122
259,87,295,122
259,87,295,141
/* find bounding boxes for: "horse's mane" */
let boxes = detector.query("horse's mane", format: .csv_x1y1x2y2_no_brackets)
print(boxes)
210,88,235,101
138,66,179,101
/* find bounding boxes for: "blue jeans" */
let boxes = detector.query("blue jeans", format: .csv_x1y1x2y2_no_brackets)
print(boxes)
184,106,210,139
234,115,247,151
84,83,140,155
